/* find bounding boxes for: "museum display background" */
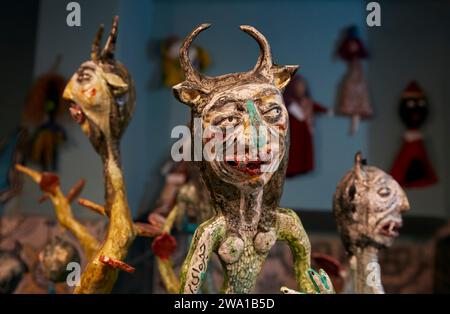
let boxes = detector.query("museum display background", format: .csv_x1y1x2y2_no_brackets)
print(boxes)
0,0,449,293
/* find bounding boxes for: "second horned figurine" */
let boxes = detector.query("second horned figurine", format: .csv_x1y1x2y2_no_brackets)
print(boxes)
333,152,410,293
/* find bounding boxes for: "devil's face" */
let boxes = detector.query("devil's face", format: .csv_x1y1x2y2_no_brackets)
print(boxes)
174,24,297,194
63,60,134,152
201,83,288,188
334,160,410,254
351,168,409,248
62,17,135,154
65,61,112,136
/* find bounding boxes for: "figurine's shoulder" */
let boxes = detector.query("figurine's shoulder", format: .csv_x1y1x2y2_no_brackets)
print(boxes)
275,207,308,234
192,214,227,245
276,207,303,220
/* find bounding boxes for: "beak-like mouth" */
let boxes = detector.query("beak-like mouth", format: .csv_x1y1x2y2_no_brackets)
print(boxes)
68,102,86,125
224,155,270,176
379,220,402,238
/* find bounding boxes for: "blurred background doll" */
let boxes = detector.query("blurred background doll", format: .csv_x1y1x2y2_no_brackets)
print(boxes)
283,74,327,177
22,56,67,171
336,26,372,134
160,36,210,87
390,81,438,188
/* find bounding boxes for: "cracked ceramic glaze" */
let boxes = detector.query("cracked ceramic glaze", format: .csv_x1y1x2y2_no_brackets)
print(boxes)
173,24,317,294
333,152,410,293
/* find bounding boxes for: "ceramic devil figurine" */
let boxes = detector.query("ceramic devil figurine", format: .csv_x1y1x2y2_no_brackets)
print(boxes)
62,16,144,293
173,24,333,294
333,152,410,293
17,16,159,294
390,81,438,188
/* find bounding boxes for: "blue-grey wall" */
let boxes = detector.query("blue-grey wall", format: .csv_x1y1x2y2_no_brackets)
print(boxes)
0,1,39,139
146,0,369,212
368,0,450,218
22,0,449,219
116,0,169,216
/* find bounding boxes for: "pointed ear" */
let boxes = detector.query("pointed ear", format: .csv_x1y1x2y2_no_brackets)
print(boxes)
104,72,128,94
271,65,299,91
173,81,208,107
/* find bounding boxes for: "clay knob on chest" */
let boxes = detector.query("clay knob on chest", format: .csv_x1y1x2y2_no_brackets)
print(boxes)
254,231,276,254
218,236,244,264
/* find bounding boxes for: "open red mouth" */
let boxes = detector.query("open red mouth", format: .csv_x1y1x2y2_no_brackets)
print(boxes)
379,220,402,238
69,102,86,125
225,155,269,176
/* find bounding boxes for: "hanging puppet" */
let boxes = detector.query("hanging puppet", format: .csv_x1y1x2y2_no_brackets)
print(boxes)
283,75,327,177
390,81,438,188
336,26,372,134
23,56,67,171
160,36,210,87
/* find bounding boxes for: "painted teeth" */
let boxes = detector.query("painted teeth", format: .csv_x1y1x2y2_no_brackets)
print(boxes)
389,222,395,233
69,104,85,124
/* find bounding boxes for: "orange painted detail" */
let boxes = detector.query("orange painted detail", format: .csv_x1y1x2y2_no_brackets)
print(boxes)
99,255,135,273
39,172,60,194
151,232,177,260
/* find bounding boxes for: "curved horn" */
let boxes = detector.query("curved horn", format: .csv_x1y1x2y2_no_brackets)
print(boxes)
102,16,119,60
91,25,104,61
180,23,211,83
240,25,273,76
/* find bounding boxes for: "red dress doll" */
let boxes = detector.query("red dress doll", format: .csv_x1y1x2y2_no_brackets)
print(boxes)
336,26,372,134
283,75,327,177
390,81,438,188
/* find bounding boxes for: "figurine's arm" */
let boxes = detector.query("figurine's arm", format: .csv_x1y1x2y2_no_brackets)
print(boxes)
276,207,316,294
179,215,225,294
16,164,99,259
153,205,180,293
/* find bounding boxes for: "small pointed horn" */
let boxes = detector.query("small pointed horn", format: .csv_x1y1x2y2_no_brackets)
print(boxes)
354,151,364,180
240,25,273,76
102,16,119,60
180,23,211,83
50,54,63,73
91,24,104,61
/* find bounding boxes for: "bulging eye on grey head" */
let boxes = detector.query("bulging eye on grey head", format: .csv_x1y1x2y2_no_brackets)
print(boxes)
172,24,299,110
337,152,410,214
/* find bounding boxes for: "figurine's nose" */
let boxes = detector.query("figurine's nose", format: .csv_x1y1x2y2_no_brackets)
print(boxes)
245,100,266,149
63,81,74,101
399,191,410,213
